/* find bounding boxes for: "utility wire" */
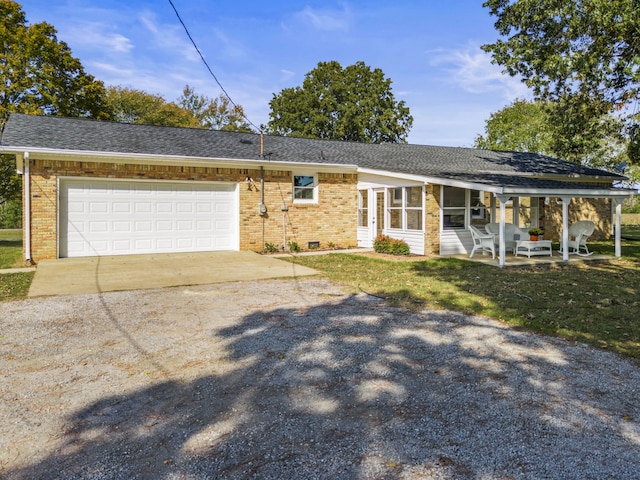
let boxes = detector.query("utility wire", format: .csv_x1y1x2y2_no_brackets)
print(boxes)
167,0,261,132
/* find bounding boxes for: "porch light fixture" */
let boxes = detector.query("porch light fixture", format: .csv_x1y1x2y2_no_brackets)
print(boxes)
245,176,258,191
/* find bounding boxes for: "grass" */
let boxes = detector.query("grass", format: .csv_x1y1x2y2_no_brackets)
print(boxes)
0,229,32,301
0,240,23,270
288,238,640,362
0,271,34,301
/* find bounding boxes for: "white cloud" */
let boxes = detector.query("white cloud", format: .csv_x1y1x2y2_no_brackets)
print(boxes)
59,21,133,55
138,10,200,63
293,5,351,31
429,43,531,101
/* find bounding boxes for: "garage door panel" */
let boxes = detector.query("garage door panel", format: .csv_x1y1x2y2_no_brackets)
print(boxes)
60,179,238,257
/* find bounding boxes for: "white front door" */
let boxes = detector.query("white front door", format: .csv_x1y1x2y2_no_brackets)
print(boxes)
371,189,385,241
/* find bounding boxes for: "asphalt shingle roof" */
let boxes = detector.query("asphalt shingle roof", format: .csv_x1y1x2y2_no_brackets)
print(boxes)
0,113,626,192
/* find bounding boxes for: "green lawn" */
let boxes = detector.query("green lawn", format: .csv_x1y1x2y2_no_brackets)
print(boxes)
289,238,640,361
0,229,32,301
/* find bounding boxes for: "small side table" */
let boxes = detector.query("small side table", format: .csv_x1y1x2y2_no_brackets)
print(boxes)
515,240,553,258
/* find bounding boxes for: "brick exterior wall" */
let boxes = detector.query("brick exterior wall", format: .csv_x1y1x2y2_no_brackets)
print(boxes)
25,158,357,262
541,197,611,241
423,184,440,255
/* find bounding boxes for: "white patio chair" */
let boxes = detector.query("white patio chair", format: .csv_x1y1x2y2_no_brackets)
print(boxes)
559,220,595,256
469,225,496,259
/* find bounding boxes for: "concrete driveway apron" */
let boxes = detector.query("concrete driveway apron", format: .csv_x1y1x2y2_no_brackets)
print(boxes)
28,251,317,297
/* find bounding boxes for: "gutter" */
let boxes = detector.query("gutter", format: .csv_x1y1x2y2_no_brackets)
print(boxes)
23,152,31,263
0,146,359,174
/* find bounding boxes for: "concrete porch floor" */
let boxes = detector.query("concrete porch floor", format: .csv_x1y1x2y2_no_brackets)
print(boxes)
452,251,615,267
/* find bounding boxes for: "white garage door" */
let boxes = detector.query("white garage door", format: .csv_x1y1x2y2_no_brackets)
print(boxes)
60,179,238,257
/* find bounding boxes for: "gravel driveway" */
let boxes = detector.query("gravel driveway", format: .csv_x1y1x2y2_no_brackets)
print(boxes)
2,277,639,479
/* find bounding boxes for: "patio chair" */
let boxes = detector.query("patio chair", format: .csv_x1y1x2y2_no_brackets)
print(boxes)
559,220,595,256
469,225,496,259
485,223,530,254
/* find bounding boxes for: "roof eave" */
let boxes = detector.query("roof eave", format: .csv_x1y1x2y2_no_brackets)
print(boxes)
0,146,359,173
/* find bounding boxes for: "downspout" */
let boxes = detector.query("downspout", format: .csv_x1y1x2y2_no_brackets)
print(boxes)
23,152,32,263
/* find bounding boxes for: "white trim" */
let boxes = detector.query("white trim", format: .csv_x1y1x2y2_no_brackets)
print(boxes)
0,146,358,174
292,172,318,204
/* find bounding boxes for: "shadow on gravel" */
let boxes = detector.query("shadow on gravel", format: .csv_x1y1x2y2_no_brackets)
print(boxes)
6,290,640,479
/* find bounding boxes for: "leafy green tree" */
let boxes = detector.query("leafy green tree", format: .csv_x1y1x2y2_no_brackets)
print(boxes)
268,61,413,143
0,0,112,206
476,98,638,184
0,153,21,204
482,0,640,163
178,85,253,132
106,86,196,127
475,99,554,154
0,0,111,128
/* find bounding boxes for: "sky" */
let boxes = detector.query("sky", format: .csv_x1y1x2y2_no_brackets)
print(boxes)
18,0,532,147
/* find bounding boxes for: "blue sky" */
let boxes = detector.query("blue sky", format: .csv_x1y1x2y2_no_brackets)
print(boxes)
19,0,531,147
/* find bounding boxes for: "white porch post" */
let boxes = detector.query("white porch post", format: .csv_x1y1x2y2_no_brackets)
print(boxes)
560,196,572,261
614,199,622,258
496,194,510,267
490,195,496,222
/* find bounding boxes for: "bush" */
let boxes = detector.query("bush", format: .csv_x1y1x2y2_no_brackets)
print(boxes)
373,234,410,255
0,200,22,229
263,242,279,253
287,241,300,253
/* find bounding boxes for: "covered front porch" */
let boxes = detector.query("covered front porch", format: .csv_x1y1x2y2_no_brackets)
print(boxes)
438,178,634,267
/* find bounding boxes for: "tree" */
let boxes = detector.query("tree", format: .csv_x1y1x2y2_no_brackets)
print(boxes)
0,0,111,129
0,0,112,208
178,85,253,132
268,61,413,143
106,86,196,127
475,99,554,154
482,0,640,163
475,98,639,184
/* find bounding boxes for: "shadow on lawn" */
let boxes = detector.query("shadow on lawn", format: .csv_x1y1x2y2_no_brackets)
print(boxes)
406,255,640,359
6,286,640,479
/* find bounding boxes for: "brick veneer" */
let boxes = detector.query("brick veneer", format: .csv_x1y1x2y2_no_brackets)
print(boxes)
541,197,611,241
423,184,440,255
26,158,357,262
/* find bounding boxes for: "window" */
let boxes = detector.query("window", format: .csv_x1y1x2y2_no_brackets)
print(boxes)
388,188,403,228
518,197,539,228
358,190,368,227
293,174,317,203
442,186,466,230
387,186,423,231
405,186,423,230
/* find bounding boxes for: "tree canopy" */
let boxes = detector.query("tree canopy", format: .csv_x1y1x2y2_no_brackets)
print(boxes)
178,85,253,132
475,99,554,155
482,0,640,164
0,0,111,130
475,98,638,183
0,0,112,205
106,86,195,127
268,61,413,143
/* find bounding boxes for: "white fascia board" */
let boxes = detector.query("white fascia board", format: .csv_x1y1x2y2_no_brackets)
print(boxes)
0,146,358,174
501,187,636,198
14,152,24,174
357,167,634,197
357,167,503,192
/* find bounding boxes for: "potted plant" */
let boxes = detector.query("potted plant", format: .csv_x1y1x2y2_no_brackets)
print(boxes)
528,227,544,241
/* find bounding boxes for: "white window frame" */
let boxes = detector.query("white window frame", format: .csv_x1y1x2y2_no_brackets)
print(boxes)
358,189,369,227
387,186,424,231
292,173,318,204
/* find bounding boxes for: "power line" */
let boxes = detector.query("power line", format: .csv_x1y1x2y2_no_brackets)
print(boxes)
167,0,261,132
